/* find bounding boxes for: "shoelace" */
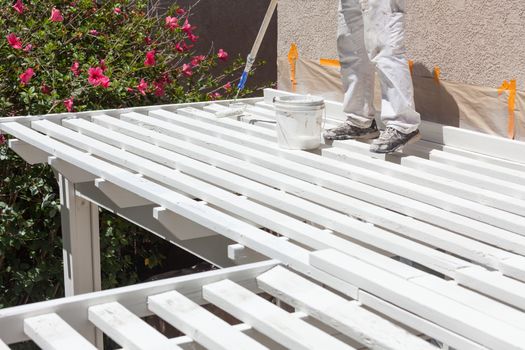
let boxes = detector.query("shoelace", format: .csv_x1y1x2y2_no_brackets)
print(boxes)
379,127,398,141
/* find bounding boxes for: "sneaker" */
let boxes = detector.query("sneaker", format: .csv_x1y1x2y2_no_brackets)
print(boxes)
370,127,421,154
323,120,380,141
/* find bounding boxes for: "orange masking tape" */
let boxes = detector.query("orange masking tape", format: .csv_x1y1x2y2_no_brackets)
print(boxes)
433,66,441,85
320,58,341,68
498,79,517,140
408,60,414,76
288,43,299,92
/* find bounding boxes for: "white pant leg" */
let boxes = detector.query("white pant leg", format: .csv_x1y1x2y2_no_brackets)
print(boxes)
337,0,377,128
361,0,420,133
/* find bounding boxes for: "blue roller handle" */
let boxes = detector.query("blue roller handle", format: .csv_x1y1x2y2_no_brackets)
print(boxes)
237,71,249,91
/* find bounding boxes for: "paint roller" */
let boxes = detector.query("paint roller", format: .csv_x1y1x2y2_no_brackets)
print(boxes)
215,0,278,119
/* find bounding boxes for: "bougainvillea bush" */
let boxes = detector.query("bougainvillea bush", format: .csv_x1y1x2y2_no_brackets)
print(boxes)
0,0,257,308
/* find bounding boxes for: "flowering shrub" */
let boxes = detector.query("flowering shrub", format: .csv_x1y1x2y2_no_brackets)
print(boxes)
0,0,263,308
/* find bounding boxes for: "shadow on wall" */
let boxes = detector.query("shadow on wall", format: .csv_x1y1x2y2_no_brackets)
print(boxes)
412,63,460,127
152,0,277,91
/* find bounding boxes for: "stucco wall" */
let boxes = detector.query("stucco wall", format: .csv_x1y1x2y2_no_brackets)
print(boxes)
278,0,525,89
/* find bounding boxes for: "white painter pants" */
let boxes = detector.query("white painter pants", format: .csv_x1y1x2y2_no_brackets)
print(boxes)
338,0,420,133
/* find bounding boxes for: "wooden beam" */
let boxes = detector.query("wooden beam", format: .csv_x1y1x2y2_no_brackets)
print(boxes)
8,139,49,164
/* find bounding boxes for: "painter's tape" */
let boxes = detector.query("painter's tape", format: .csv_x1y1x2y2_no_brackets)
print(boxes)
288,43,299,92
498,79,517,140
408,60,414,76
433,66,441,85
320,59,341,68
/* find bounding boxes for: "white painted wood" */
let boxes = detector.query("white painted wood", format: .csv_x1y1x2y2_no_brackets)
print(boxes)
257,266,435,350
401,156,525,200
310,249,525,350
153,207,218,241
430,150,525,186
50,118,429,282
0,260,276,345
63,116,475,279
49,156,97,183
322,147,525,216
24,313,96,350
228,243,267,264
0,339,9,350
442,145,525,172
8,139,49,164
148,290,269,350
330,138,431,160
1,122,360,300
88,302,180,350
455,267,525,311
358,292,488,350
94,179,152,208
418,120,525,164
126,109,525,257
202,280,355,350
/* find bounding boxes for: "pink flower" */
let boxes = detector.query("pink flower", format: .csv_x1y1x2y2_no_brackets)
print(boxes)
99,59,107,72
191,55,206,67
64,97,74,112
126,87,134,93
0,134,6,145
70,61,80,76
50,8,63,22
19,68,34,85
41,83,52,95
209,92,221,100
223,82,232,91
181,19,193,34
182,63,193,77
137,79,148,95
165,16,178,30
188,33,199,43
23,44,32,52
176,8,185,15
114,7,121,14
87,67,110,88
153,81,165,97
175,41,192,53
217,49,229,61
144,36,152,45
12,0,25,14
89,29,99,36
144,50,156,67
7,33,22,50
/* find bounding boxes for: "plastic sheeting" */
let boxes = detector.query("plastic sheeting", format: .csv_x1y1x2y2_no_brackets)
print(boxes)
277,57,525,141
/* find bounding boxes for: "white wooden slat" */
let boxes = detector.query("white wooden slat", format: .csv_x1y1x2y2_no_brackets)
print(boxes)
418,119,525,164
65,117,472,279
1,121,359,301
202,280,356,350
401,156,525,200
310,249,525,350
99,113,520,270
0,339,9,350
24,313,96,350
430,150,525,185
331,138,433,160
253,100,345,127
358,292,488,350
323,147,525,216
139,108,525,256
88,302,180,350
148,291,269,350
256,266,435,350
442,145,525,172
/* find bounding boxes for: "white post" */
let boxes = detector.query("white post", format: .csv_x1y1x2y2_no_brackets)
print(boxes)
58,173,102,347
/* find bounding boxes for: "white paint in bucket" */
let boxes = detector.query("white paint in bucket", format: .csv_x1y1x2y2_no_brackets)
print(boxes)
273,95,325,150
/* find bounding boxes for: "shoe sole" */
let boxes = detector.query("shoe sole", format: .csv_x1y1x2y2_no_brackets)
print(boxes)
324,130,380,141
370,131,422,154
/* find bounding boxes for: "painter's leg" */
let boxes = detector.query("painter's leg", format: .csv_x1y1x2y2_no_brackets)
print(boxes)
324,0,379,141
363,0,420,133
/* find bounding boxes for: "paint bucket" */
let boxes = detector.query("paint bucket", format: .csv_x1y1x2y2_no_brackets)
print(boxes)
273,95,325,150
